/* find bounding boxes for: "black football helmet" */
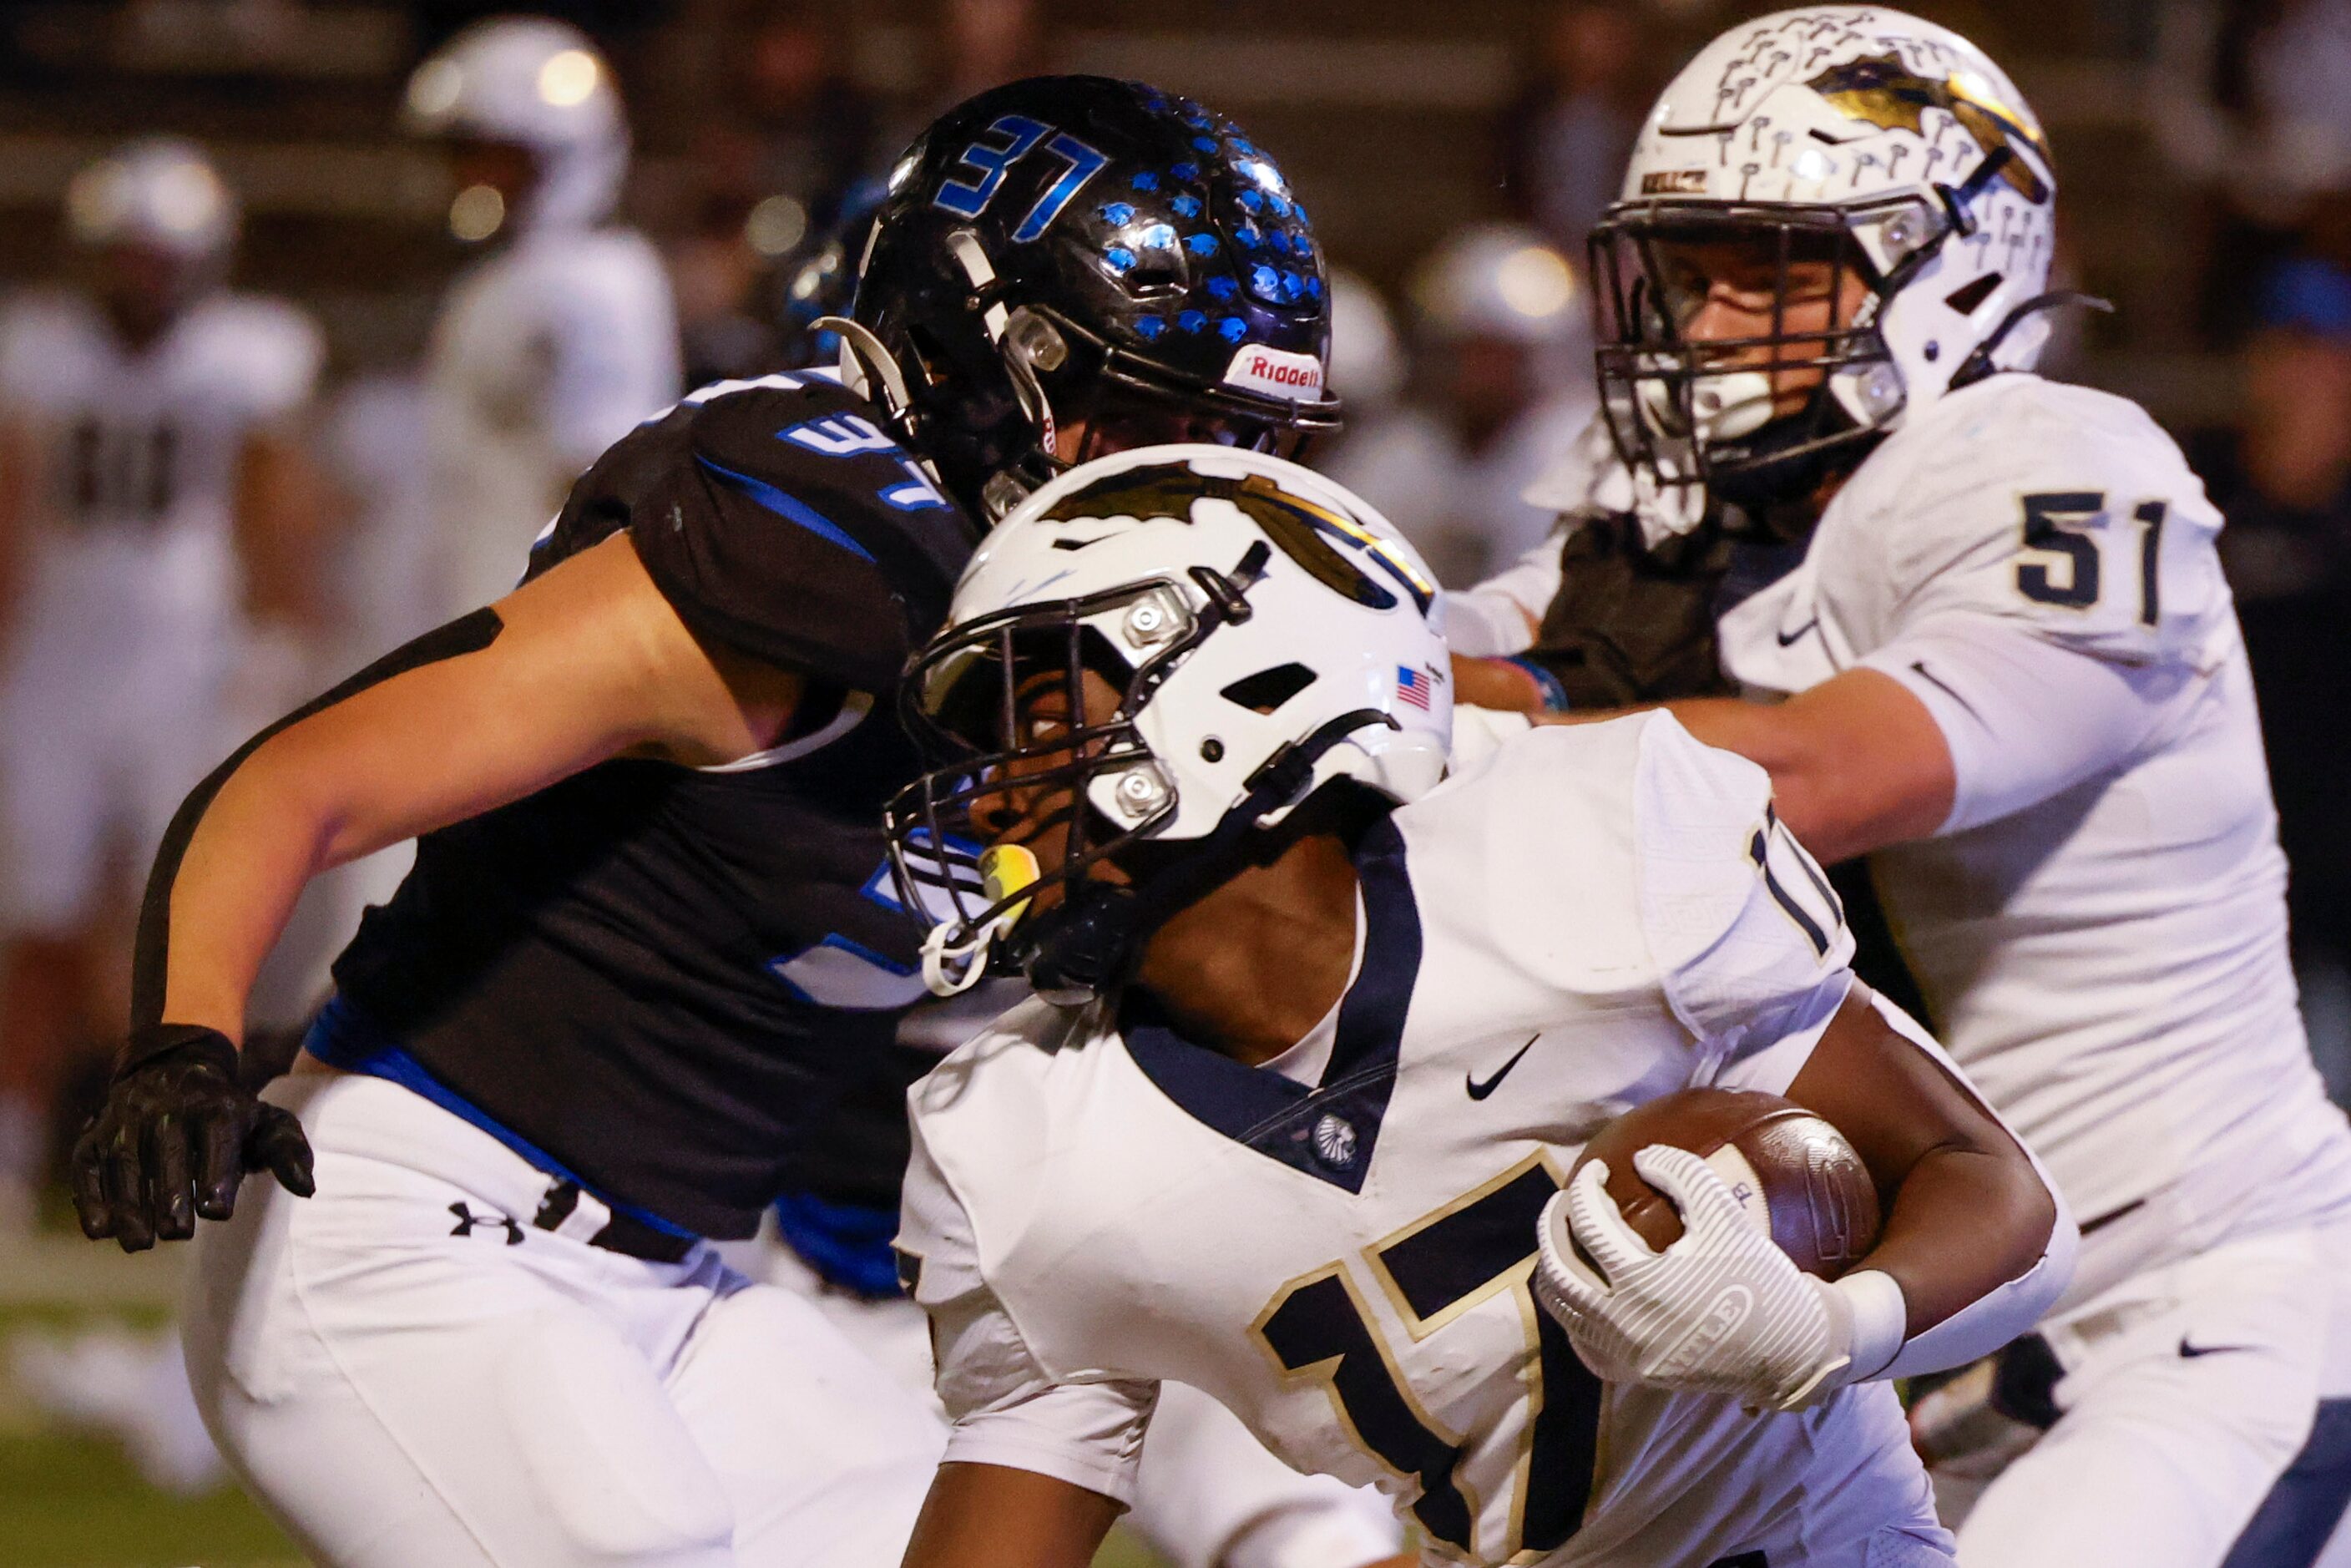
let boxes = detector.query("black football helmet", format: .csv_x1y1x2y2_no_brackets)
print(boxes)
841,76,1340,518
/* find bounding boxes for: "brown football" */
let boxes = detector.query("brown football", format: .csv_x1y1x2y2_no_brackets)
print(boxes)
1568,1088,1882,1279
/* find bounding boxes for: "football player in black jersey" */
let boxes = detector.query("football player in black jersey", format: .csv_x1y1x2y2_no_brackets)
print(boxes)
65,78,1386,1568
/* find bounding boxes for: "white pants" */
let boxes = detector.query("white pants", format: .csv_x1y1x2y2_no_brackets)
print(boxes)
184,1072,943,1566
1944,1222,2351,1568
753,1241,1405,1568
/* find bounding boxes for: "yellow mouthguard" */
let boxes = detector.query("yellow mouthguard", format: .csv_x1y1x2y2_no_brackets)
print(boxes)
978,843,1039,919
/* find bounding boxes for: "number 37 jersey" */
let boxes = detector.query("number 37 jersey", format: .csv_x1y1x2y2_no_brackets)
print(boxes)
899,718,1954,1568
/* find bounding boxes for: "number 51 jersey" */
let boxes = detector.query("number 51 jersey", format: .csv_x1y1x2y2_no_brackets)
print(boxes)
899,717,1957,1568
1711,371,2351,1312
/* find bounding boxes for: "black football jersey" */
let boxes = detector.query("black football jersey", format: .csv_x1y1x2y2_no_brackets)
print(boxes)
328,375,978,1238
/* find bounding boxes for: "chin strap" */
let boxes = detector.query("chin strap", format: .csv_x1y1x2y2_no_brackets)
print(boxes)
1015,708,1400,1004
1946,291,2114,392
919,844,1041,997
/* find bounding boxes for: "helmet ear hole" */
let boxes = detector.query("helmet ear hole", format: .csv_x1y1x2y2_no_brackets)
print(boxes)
1220,662,1318,715
1944,274,2002,316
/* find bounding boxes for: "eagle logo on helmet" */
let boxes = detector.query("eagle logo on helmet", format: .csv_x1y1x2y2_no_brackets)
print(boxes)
1039,463,1433,609
1807,53,2050,203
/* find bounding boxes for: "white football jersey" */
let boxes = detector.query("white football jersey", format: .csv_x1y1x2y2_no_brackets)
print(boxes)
902,718,1956,1568
0,287,321,635
422,227,678,616
1711,372,2351,1306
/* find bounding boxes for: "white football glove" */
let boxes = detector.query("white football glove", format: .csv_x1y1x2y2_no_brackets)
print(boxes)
1534,1146,1875,1412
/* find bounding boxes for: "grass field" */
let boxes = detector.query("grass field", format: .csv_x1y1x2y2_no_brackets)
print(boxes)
0,1231,1166,1568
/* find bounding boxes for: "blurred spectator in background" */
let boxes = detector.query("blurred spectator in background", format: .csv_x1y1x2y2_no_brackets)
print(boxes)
927,0,1048,119
402,16,679,620
1501,2,1652,257
721,2,877,238
0,139,325,1230
2154,0,2351,343
1324,225,1595,587
1320,266,1406,426
2186,254,2351,1098
671,186,782,389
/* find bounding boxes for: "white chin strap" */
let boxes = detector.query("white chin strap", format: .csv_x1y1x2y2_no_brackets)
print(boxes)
920,920,1000,996
918,845,1040,998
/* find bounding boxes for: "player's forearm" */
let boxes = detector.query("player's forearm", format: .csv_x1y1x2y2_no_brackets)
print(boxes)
1656,677,1954,863
150,744,341,1039
1863,1136,2058,1341
1784,990,2071,1383
900,1463,1119,1568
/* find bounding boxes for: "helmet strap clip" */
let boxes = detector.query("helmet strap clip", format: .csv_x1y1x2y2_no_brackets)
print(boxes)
813,315,915,422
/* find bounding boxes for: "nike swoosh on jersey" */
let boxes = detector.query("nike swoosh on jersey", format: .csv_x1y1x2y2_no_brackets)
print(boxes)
1776,618,1819,647
1466,1037,1537,1100
2178,1338,2257,1358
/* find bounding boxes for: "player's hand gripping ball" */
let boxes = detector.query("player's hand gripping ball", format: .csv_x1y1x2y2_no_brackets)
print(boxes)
1533,1089,1883,1412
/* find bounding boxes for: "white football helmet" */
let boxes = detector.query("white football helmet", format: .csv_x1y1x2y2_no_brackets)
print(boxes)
1595,6,2071,503
887,444,1450,999
402,17,627,236
66,138,236,265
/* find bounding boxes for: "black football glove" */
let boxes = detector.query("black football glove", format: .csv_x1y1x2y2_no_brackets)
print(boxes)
70,1023,315,1252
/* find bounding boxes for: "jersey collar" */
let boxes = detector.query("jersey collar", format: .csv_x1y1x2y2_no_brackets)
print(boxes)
1118,814,1421,1194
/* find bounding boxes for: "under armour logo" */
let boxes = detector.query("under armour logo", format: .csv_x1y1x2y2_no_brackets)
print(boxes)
449,1202,524,1245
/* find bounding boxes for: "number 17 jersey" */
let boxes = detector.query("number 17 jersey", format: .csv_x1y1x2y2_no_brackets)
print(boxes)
899,717,1954,1567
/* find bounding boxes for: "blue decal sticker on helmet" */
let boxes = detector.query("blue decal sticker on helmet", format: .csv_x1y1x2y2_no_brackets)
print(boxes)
1170,195,1202,218
1135,315,1167,339
1171,161,1200,181
1100,201,1136,225
1138,222,1177,250
1250,264,1282,301
1177,310,1209,334
1130,171,1159,191
1217,316,1248,343
1186,232,1220,257
1206,275,1239,301
1105,245,1136,274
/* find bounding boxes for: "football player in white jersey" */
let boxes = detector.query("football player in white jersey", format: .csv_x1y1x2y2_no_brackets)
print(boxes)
0,138,322,1226
878,444,2073,1567
402,17,680,618
1444,9,2351,1565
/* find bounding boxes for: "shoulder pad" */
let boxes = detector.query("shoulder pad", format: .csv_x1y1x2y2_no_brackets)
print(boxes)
549,375,979,690
1858,377,2234,670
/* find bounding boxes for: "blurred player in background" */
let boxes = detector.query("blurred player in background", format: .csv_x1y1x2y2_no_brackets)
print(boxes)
402,16,680,619
1449,9,2351,1564
0,137,323,1230
1322,225,1593,589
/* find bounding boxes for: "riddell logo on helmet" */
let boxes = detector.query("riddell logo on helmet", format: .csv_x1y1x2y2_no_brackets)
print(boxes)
1222,345,1323,402
1641,170,1710,195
